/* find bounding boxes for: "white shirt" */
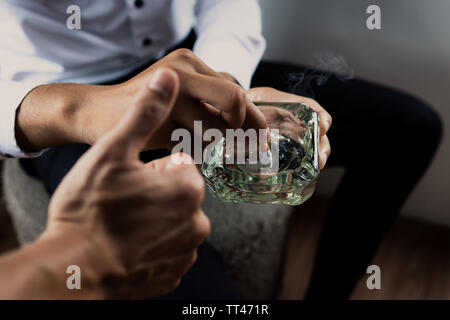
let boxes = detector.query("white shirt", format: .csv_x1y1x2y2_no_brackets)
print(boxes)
0,0,266,158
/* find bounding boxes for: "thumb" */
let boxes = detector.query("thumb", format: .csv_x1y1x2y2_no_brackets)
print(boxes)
105,68,179,158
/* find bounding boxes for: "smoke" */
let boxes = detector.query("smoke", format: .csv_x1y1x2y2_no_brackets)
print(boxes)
288,52,355,98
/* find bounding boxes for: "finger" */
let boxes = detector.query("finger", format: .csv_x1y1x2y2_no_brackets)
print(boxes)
103,68,179,159
142,159,204,208
139,210,210,261
135,277,182,298
128,264,182,298
242,97,269,132
319,134,331,170
303,98,332,136
279,121,307,142
167,51,267,131
146,153,194,171
201,101,222,117
167,210,210,256
172,99,227,135
292,98,331,136
184,72,267,130
137,251,197,281
166,49,220,78
248,87,331,135
132,251,196,278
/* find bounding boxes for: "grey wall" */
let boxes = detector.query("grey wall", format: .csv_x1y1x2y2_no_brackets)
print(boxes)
259,0,450,226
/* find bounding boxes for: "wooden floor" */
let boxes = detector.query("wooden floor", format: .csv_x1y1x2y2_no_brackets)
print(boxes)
1,161,450,299
278,195,450,300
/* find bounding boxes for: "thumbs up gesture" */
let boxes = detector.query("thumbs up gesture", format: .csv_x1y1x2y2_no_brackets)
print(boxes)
45,68,210,299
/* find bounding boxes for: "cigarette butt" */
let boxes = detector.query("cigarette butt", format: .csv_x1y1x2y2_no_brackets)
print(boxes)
266,127,271,141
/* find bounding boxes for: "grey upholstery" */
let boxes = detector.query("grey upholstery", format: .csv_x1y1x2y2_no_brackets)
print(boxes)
2,159,49,244
1,158,293,299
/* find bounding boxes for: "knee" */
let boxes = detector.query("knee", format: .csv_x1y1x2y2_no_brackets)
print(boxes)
398,96,443,150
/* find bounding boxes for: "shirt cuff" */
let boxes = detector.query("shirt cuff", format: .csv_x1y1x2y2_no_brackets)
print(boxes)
193,35,265,90
0,81,47,159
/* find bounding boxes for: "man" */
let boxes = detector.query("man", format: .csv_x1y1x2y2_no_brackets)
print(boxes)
0,69,211,299
0,0,441,299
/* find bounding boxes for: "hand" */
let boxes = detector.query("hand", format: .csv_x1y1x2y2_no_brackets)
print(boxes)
44,68,210,299
246,87,332,169
82,49,268,150
16,49,267,153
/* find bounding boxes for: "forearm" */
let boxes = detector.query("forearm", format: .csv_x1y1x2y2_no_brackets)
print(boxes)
0,231,105,299
15,83,121,152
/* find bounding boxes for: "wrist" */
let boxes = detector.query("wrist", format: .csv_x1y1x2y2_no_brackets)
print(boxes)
0,227,113,299
16,83,91,151
16,82,124,150
40,228,106,298
73,83,130,146
35,227,113,299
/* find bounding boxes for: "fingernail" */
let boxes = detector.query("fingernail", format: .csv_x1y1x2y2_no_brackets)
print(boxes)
148,69,176,99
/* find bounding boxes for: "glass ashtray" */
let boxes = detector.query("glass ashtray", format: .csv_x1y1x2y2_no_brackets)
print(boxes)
201,102,320,205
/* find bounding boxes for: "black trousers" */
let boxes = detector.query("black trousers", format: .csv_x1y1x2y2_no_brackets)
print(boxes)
253,63,442,298
22,34,443,299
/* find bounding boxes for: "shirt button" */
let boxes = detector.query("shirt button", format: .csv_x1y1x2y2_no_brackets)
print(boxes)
134,0,144,8
142,37,152,47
